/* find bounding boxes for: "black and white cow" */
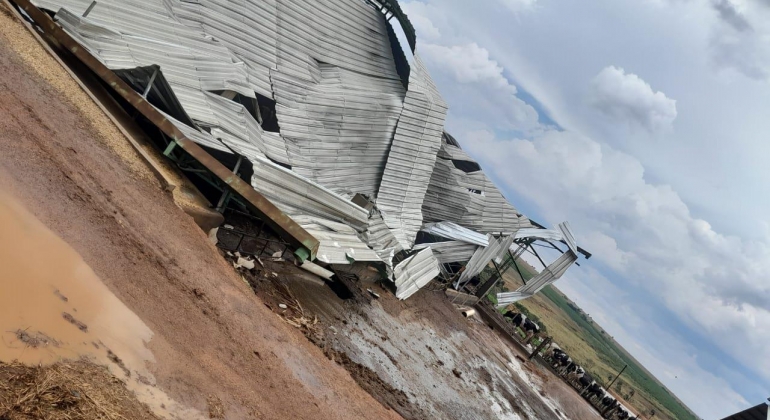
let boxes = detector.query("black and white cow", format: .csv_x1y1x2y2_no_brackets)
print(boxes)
547,346,564,364
616,409,630,420
582,382,604,402
523,318,540,334
553,353,572,373
574,373,593,391
504,311,526,328
600,396,618,418
563,361,579,377
567,364,586,382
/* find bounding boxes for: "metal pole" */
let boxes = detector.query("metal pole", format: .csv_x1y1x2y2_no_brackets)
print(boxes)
82,0,97,17
607,364,627,391
141,66,159,98
216,156,243,212
529,336,551,360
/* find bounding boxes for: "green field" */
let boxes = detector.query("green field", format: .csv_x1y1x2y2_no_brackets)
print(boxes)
497,260,698,420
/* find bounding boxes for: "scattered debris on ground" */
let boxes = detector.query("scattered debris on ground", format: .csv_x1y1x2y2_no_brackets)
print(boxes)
61,312,88,332
14,329,59,348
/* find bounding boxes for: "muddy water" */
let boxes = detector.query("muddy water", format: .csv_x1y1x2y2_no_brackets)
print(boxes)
0,194,204,419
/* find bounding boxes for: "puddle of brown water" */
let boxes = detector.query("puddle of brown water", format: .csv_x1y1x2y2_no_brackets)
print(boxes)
0,194,204,419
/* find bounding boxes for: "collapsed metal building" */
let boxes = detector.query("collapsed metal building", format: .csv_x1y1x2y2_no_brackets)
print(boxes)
13,0,589,302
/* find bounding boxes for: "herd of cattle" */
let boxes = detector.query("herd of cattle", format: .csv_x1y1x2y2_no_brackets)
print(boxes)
504,311,639,420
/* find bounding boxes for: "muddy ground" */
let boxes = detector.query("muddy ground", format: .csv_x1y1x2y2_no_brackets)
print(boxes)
242,258,604,420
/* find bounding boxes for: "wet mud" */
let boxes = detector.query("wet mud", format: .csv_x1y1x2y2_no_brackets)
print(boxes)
0,194,204,419
237,256,603,420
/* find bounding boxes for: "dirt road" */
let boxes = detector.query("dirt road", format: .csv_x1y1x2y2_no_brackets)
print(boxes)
0,5,402,419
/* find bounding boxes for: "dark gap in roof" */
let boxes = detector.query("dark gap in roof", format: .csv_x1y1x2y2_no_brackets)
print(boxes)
212,90,259,122
256,92,280,133
383,16,410,89
267,156,291,170
443,132,461,147
113,65,196,128
451,159,481,173
414,231,454,245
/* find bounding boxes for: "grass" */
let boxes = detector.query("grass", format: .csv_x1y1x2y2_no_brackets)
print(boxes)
497,259,698,420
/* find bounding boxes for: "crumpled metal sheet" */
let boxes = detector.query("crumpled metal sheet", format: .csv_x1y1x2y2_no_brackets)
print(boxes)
270,63,405,196
421,221,489,247
53,6,253,127
291,216,381,265
249,156,369,229
454,234,515,289
423,142,531,235
394,247,440,300
376,55,448,249
413,241,477,264
496,251,578,305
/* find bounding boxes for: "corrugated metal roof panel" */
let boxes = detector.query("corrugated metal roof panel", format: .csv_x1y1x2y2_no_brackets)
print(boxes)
394,247,440,300
455,234,515,289
270,63,404,196
423,141,531,234
421,221,489,247
496,251,578,306
376,55,448,249
413,241,477,264
250,156,369,229
291,215,380,264
52,7,253,127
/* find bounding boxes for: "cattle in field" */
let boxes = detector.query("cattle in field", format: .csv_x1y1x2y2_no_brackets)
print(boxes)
522,318,540,334
546,346,564,364
582,381,604,402
566,364,582,382
575,373,593,391
600,396,618,417
553,352,572,373
503,311,526,327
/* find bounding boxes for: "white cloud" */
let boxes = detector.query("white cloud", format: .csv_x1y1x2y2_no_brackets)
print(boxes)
460,127,770,391
581,231,632,272
708,0,770,81
402,1,441,41
589,66,678,132
419,43,540,132
420,43,516,93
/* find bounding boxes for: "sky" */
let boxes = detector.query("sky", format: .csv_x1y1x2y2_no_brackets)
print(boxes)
396,0,770,418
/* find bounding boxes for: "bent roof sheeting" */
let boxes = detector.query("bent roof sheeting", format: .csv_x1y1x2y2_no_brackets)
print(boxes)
376,55,448,249
270,63,405,196
29,0,577,289
394,247,440,300
496,251,578,305
423,141,531,234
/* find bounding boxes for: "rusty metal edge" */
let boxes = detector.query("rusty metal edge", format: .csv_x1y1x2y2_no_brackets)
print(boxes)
10,0,319,260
